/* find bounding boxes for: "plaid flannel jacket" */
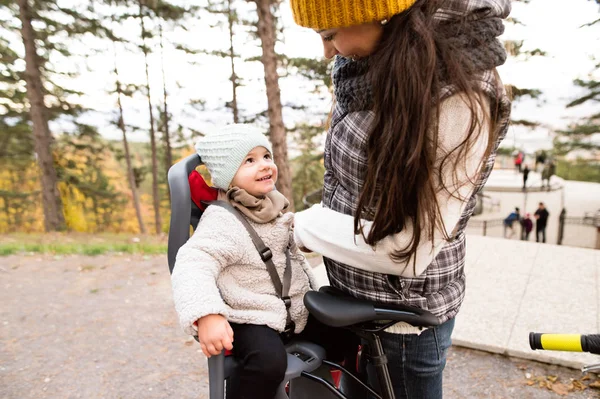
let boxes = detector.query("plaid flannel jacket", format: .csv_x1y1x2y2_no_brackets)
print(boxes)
322,67,511,323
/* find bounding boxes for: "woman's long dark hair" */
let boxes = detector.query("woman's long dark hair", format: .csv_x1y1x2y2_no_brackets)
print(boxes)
354,0,499,270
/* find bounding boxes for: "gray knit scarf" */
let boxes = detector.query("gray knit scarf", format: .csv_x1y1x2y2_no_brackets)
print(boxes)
333,17,507,113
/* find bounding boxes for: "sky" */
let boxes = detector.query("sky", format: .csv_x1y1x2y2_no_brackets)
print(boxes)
495,0,600,152
44,0,600,154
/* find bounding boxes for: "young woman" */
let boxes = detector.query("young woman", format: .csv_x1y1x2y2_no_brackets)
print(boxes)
290,0,512,397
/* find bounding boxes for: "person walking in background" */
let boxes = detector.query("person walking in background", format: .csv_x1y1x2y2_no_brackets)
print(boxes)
522,213,533,241
541,162,550,190
503,207,520,239
522,164,530,191
535,150,547,172
548,160,556,189
541,160,555,191
519,212,525,239
514,151,523,173
534,202,549,243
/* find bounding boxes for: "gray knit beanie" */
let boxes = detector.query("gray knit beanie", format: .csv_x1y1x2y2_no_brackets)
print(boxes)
195,124,273,190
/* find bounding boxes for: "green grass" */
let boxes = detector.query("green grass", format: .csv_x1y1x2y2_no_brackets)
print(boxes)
0,234,167,256
0,245,20,256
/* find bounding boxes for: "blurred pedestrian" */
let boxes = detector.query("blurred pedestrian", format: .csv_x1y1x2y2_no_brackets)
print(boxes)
522,165,530,191
541,160,556,191
541,162,550,190
503,207,520,239
535,150,547,172
521,213,533,241
534,202,549,243
514,151,523,173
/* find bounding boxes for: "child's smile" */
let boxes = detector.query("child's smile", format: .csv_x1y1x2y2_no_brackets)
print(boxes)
257,174,273,182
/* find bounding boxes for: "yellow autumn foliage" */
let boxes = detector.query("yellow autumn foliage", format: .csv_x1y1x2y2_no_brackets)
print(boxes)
59,183,89,232
0,137,192,234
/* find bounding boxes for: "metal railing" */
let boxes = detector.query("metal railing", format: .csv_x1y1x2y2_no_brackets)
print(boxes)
465,218,505,236
558,209,600,248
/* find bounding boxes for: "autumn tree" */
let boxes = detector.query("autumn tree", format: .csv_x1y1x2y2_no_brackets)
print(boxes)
0,37,38,230
15,0,67,231
112,42,147,234
54,125,126,232
204,0,244,123
1,0,112,231
251,0,294,208
148,1,199,196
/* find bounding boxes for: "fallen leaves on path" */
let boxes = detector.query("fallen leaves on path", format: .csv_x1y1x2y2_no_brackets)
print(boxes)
523,371,600,396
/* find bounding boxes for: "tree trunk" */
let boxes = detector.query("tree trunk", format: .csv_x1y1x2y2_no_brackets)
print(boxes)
254,0,294,210
18,0,66,231
114,47,147,235
139,1,162,234
227,0,240,123
11,172,22,227
91,195,99,233
2,196,10,227
158,22,173,200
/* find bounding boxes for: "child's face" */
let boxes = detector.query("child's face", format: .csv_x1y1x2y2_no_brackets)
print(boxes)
231,146,278,197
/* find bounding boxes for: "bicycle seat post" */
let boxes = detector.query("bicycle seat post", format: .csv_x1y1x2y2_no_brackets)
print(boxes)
362,330,396,399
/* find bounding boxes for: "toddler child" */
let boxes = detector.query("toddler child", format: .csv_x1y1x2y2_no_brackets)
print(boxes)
171,124,357,399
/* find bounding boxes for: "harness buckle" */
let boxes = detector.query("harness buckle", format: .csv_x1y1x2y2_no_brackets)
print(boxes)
260,248,273,262
282,296,291,308
281,321,296,341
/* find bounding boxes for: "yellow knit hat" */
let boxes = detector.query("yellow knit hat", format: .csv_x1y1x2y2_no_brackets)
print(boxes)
289,0,417,30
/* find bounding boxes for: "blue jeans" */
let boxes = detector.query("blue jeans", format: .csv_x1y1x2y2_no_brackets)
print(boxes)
366,317,455,399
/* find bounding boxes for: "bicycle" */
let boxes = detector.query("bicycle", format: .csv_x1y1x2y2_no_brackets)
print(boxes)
167,154,440,399
529,332,600,374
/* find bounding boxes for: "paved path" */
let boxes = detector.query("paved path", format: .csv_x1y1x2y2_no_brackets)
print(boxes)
484,169,563,193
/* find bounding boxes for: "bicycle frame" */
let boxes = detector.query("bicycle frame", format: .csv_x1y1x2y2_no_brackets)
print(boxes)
294,320,403,399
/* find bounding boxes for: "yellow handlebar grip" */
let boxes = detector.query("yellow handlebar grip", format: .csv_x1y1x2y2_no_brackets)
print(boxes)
540,334,583,352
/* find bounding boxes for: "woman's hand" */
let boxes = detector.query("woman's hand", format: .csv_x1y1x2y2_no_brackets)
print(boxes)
196,314,234,358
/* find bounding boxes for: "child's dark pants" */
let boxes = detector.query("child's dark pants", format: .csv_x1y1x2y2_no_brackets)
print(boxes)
228,315,359,399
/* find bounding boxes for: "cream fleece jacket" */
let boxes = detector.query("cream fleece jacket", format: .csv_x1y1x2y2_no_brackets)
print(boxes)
171,205,318,336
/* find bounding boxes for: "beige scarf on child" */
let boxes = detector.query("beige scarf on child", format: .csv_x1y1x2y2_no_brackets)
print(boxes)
222,187,289,223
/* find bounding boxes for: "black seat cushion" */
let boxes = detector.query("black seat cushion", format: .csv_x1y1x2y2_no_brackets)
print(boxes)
304,286,439,328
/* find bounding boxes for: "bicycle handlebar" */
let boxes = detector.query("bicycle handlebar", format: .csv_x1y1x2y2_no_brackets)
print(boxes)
529,333,600,355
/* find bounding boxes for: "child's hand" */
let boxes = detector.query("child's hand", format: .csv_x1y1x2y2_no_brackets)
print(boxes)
196,314,234,358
